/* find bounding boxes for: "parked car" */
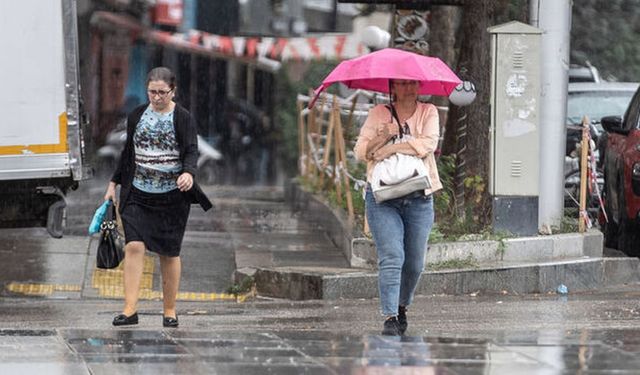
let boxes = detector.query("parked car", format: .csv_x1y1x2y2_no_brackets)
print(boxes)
565,82,638,158
601,85,640,256
568,63,601,83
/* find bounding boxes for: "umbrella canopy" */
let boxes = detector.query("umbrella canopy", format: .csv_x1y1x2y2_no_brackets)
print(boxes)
309,48,461,108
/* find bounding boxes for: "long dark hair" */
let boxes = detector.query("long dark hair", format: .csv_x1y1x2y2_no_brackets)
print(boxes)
146,67,176,89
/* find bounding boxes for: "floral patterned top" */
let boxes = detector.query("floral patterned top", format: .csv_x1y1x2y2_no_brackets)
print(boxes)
132,106,182,193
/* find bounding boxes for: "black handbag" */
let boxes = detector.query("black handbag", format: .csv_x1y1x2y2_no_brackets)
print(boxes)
96,203,124,269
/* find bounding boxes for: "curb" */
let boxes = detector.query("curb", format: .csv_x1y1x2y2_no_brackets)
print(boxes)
249,257,640,300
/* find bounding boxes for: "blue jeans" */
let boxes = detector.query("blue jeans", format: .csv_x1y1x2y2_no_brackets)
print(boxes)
365,189,434,317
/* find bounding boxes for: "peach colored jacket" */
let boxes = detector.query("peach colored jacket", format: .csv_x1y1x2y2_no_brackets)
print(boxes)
354,102,442,195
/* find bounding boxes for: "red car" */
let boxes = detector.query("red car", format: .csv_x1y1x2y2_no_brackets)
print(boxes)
602,87,640,256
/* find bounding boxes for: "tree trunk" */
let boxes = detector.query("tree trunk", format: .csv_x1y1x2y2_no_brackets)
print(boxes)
428,6,462,139
429,6,460,74
444,1,504,225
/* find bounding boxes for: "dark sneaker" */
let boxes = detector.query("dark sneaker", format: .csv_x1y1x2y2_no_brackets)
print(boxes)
382,317,402,336
398,306,408,334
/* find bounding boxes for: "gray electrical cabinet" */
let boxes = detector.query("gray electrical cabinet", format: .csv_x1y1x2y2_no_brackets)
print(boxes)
488,21,542,236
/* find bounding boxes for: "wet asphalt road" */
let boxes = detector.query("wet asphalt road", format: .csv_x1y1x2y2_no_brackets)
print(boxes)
2,178,640,373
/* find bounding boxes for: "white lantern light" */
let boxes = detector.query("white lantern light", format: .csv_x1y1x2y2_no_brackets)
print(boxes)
361,25,391,51
449,81,477,107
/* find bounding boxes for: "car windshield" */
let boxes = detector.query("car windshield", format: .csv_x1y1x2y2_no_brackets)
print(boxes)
567,90,634,125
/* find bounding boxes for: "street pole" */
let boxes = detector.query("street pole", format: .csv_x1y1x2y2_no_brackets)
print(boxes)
530,0,571,233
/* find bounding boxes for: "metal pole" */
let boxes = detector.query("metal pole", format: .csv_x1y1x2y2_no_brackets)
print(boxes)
532,0,571,232
529,0,539,27
331,0,338,31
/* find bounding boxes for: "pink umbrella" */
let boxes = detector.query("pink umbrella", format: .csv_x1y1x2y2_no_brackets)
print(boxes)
309,48,461,108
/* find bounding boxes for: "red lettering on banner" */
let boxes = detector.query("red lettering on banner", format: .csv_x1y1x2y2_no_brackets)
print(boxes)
334,35,346,59
270,38,288,59
308,38,321,58
218,37,233,54
246,38,258,58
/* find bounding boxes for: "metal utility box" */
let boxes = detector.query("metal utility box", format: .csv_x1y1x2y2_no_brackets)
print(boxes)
488,21,542,236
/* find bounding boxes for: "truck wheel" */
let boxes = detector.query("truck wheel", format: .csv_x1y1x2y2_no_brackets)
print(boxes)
46,200,66,238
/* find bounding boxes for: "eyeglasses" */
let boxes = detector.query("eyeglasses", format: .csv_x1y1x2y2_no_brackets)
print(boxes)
147,89,173,98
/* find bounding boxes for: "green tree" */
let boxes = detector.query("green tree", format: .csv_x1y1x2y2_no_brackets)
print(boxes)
571,0,640,81
274,62,338,177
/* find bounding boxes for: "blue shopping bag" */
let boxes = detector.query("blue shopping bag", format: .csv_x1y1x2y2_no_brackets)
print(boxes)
88,200,112,235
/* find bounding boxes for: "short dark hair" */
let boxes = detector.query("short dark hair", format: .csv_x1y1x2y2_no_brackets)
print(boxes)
146,67,176,89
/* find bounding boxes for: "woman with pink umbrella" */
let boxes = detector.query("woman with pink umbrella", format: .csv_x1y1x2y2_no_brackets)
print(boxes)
321,48,459,336
355,78,442,335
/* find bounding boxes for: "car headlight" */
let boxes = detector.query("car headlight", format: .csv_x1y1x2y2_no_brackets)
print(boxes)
634,163,640,178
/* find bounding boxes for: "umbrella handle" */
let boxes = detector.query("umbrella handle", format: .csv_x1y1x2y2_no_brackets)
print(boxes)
308,86,326,109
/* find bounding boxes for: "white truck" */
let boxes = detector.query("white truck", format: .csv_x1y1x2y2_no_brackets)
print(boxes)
0,0,90,237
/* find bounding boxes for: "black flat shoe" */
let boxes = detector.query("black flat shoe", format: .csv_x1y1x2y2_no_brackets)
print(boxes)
163,316,178,328
113,312,138,326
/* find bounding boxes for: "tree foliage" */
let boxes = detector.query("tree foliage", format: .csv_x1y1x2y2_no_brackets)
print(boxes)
571,0,640,81
274,62,338,177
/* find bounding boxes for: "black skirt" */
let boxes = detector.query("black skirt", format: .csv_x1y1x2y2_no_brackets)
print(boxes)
120,187,190,257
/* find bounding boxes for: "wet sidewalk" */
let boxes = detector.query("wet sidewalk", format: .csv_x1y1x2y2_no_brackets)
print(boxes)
2,287,640,374
5,328,640,374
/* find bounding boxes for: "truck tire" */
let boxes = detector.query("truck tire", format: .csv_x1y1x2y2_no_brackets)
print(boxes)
46,199,66,238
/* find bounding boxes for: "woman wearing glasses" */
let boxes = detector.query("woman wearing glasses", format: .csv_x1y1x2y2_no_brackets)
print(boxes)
104,67,212,327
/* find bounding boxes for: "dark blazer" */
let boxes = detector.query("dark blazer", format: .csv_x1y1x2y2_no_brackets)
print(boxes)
111,103,213,212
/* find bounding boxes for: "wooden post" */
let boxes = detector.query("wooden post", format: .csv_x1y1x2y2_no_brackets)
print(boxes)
307,90,319,179
296,100,305,176
307,107,315,176
311,94,328,185
344,94,359,143
364,216,370,235
578,115,590,232
335,105,354,222
320,98,337,187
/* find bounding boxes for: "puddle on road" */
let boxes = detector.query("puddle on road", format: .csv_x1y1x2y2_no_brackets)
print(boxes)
1,328,640,373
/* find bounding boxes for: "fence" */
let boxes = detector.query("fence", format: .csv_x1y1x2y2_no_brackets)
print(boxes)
296,90,452,235
296,91,373,228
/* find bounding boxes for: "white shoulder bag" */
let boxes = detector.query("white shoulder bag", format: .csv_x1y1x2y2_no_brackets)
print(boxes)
370,105,431,203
